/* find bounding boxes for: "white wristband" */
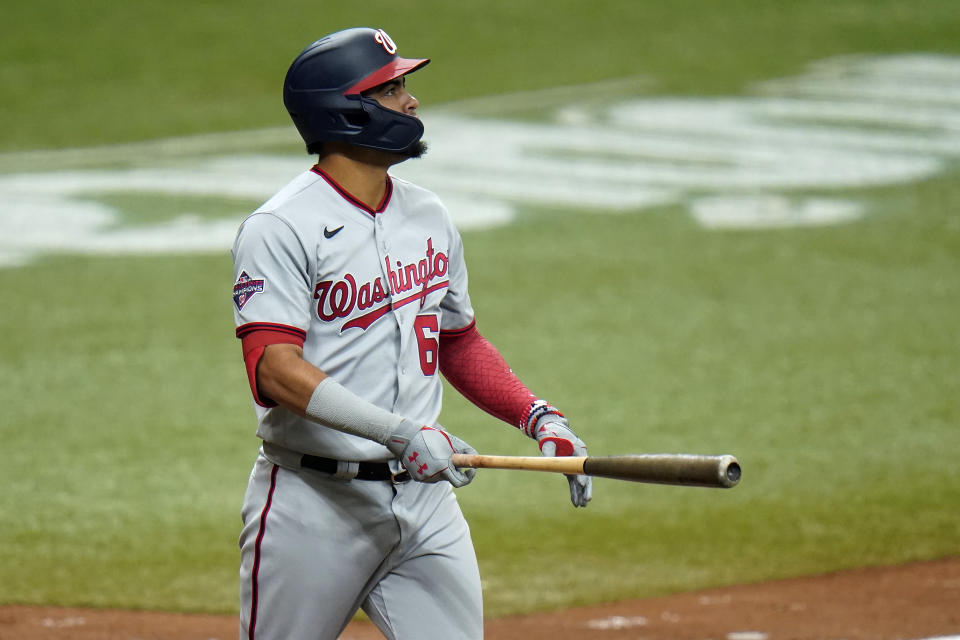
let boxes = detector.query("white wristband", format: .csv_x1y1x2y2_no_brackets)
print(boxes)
304,377,405,446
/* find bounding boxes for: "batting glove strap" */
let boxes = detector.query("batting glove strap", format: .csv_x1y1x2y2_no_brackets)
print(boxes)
521,399,564,438
534,417,580,457
385,417,423,457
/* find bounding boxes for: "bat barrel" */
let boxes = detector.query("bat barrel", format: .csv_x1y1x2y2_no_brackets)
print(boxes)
582,454,741,488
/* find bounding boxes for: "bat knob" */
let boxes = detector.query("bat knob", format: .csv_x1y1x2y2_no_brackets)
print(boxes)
719,456,742,487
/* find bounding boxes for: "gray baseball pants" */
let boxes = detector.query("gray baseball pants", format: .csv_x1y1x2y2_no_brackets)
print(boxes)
238,447,484,640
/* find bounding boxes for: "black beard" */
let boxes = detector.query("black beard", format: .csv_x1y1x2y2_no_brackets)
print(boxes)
403,140,428,159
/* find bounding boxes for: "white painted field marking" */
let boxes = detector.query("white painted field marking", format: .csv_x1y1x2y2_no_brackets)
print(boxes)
691,196,862,229
727,632,769,640
585,614,648,629
0,53,958,268
697,594,733,605
40,616,86,628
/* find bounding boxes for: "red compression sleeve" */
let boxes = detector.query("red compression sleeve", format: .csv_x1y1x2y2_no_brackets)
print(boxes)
236,323,306,407
438,321,541,430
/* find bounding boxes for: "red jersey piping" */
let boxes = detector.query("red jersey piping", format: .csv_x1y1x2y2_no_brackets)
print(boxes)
311,166,393,216
439,318,477,337
236,322,307,341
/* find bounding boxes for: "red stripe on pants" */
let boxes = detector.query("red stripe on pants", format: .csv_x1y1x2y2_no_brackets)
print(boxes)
249,464,279,640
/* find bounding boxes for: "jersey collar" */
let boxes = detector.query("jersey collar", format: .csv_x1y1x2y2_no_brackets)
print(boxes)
311,165,393,216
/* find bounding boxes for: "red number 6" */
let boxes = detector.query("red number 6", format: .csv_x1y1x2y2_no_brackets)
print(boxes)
414,314,439,376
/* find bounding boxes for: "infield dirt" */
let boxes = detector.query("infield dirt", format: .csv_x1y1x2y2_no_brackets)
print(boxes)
1,557,957,640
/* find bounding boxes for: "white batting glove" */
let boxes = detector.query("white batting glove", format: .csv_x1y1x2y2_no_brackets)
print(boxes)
387,419,476,487
526,403,592,507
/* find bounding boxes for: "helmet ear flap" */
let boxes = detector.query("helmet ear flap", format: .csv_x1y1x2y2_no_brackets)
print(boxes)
300,105,367,137
341,110,371,128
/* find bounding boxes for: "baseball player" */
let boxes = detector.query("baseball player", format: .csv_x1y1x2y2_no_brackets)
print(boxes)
231,27,592,640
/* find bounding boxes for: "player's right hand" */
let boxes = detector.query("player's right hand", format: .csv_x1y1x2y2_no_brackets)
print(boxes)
534,416,592,507
387,419,476,487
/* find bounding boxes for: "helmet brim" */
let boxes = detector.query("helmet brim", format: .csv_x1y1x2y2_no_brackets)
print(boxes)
346,57,430,95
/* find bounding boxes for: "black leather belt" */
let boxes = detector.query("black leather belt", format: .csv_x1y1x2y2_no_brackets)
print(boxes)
300,454,410,483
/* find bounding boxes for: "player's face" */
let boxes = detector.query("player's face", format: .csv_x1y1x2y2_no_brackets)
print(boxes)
364,77,420,117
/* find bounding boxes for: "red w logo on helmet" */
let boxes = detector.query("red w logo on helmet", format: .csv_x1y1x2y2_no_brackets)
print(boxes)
374,29,397,54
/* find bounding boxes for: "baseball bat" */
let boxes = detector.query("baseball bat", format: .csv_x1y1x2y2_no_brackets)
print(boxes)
450,453,741,488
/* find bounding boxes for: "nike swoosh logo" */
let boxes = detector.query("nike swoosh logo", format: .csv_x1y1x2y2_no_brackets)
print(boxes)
323,225,345,239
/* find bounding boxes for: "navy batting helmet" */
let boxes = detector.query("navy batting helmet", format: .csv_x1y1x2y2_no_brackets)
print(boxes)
283,28,430,154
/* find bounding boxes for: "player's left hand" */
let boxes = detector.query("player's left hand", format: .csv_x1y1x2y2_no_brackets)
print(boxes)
534,415,593,508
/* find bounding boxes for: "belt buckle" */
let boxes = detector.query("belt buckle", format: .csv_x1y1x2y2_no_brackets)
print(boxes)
391,469,410,484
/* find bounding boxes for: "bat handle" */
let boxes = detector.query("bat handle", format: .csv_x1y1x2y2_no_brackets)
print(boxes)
451,453,585,474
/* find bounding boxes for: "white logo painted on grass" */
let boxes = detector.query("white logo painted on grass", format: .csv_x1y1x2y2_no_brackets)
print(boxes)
0,54,958,267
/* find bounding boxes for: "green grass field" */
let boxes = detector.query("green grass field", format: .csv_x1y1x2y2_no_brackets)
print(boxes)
1,0,959,620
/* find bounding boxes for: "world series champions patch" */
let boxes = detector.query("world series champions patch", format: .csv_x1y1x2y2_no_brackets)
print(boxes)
233,271,265,311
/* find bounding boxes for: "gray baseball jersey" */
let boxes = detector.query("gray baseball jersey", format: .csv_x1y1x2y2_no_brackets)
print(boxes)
232,166,484,640
232,166,474,459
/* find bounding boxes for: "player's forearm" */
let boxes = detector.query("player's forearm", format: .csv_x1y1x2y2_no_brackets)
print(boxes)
438,323,546,431
257,343,408,446
256,343,328,415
